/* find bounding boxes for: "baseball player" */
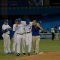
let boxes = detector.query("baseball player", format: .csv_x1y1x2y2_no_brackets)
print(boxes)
12,19,18,53
32,19,43,54
25,19,32,56
2,20,11,54
13,18,26,56
21,21,26,55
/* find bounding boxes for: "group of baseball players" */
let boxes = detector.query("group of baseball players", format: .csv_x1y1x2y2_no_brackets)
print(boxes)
2,18,43,56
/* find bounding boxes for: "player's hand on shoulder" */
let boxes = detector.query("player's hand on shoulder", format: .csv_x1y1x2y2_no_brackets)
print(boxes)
36,23,40,27
35,23,40,29
16,24,18,27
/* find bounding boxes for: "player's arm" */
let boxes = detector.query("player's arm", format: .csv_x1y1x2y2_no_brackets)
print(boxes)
29,28,32,32
13,24,16,34
8,25,12,30
2,25,8,33
29,24,32,32
13,24,16,32
36,23,43,31
2,29,8,33
15,23,20,31
37,23,47,33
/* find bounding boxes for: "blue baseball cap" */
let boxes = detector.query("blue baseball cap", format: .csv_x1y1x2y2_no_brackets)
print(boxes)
17,18,22,23
15,19,18,23
26,18,30,24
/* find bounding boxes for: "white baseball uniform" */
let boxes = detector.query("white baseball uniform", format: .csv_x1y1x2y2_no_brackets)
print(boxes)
12,24,17,52
25,24,32,53
14,24,25,54
2,24,11,53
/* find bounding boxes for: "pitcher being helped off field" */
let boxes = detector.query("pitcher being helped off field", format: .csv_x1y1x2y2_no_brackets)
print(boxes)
25,19,32,56
13,18,26,56
2,19,11,54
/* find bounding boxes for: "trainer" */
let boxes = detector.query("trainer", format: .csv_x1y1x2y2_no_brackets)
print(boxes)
32,19,43,54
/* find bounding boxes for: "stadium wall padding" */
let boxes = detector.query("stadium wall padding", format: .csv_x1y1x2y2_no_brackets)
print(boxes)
0,7,60,15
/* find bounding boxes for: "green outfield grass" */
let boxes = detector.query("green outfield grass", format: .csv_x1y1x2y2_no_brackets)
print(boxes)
40,40,60,52
0,39,60,60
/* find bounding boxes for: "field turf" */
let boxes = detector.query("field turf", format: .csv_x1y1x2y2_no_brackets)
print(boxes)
0,39,60,60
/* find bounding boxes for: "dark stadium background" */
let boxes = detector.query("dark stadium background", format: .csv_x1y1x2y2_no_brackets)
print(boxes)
0,0,60,38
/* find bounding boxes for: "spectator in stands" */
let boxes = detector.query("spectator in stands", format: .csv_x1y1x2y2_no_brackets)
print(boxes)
54,26,59,40
28,0,43,6
58,26,60,39
54,26,58,33
17,0,29,7
51,27,55,40
58,26,60,33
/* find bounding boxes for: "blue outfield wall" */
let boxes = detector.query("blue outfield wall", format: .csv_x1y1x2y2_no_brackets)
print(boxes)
41,17,60,32
0,7,60,15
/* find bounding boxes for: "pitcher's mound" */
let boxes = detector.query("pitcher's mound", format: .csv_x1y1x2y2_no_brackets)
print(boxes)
16,52,60,60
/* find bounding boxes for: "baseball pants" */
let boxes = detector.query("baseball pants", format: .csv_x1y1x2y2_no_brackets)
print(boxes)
16,34,25,54
2,33,11,53
26,33,32,53
12,33,17,52
32,36,40,54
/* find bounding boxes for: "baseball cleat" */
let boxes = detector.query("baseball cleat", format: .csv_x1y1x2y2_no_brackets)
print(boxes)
39,52,44,55
28,53,30,56
23,53,26,55
17,53,20,56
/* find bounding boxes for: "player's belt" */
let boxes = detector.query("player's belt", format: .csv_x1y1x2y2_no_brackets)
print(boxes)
26,32,31,33
4,33,10,35
17,33,24,35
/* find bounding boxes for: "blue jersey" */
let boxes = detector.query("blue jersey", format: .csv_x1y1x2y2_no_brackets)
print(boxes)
32,25,40,36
